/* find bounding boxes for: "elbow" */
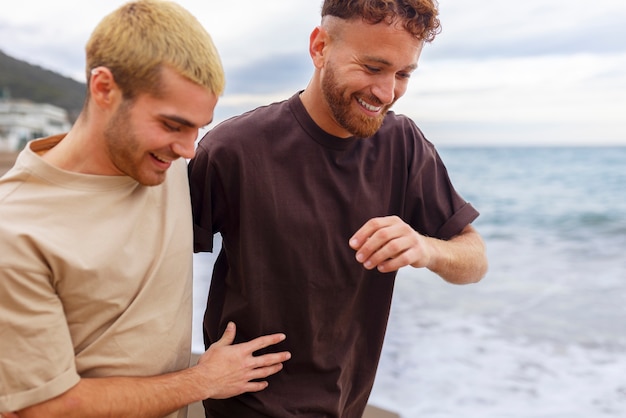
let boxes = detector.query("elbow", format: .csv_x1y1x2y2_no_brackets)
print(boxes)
464,260,488,284
465,250,489,284
463,240,489,284
443,268,485,285
442,245,488,285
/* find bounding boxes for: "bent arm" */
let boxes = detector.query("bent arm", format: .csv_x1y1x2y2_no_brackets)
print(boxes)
14,323,290,418
422,224,487,284
17,372,208,418
350,217,487,284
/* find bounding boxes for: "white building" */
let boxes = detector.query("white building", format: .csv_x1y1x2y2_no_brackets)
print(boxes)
0,99,72,151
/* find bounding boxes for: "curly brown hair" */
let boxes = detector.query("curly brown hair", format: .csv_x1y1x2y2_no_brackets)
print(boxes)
321,0,441,42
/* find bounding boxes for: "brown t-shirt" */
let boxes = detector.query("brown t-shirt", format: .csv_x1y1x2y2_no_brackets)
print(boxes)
189,93,479,418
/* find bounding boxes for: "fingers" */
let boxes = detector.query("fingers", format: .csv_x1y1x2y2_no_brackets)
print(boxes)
212,326,291,366
214,322,287,354
214,321,236,347
242,380,270,393
349,217,393,251
245,335,291,372
361,236,411,272
349,216,423,272
349,216,401,264
245,332,287,354
349,216,407,249
246,361,286,383
253,350,292,370
196,326,291,400
234,345,290,394
211,323,290,361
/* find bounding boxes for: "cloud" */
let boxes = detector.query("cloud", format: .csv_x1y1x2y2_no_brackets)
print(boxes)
0,16,89,81
1,0,625,145
431,0,626,59
393,50,626,145
224,53,311,95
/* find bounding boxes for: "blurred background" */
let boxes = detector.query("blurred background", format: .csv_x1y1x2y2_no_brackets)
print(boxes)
2,0,625,146
2,1,625,416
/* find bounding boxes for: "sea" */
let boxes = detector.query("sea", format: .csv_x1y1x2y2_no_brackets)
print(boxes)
191,146,626,418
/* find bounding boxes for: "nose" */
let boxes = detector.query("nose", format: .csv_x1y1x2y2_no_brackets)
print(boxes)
172,132,197,160
371,75,396,105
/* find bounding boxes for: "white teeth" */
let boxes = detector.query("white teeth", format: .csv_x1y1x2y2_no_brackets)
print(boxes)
152,153,168,163
357,97,381,112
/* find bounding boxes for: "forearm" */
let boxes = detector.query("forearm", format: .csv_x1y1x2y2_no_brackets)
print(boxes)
14,324,290,418
425,224,488,284
17,368,204,418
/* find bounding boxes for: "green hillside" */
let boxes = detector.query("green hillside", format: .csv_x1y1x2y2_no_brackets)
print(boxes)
0,50,85,121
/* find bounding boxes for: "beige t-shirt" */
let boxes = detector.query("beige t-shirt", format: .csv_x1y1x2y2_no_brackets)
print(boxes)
0,136,192,417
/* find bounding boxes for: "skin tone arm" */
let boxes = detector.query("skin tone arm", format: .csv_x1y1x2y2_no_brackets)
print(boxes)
349,216,488,284
7,322,290,418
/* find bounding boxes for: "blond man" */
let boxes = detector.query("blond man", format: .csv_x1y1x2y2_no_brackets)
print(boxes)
0,2,290,417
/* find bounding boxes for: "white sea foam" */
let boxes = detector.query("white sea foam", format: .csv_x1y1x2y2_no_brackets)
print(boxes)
369,271,626,418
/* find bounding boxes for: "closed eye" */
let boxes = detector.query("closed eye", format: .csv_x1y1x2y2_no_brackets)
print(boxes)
364,65,381,74
163,121,181,132
159,114,196,132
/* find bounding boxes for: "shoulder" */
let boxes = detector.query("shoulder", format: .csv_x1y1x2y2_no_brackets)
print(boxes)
195,97,297,158
375,111,438,157
208,97,293,138
379,111,427,140
0,153,34,205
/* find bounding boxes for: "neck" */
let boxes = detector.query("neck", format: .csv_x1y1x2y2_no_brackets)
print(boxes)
299,80,352,139
41,114,112,175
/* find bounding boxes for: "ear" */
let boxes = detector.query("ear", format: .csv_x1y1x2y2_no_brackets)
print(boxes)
88,66,121,109
309,26,328,69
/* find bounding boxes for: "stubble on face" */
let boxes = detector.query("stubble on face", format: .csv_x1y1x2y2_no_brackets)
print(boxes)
103,99,166,186
321,60,393,139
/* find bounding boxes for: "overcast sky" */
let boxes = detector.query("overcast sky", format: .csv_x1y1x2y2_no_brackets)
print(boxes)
1,0,625,145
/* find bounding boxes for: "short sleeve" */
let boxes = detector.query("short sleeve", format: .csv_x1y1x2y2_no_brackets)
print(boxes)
188,141,216,253
403,121,479,240
0,266,79,411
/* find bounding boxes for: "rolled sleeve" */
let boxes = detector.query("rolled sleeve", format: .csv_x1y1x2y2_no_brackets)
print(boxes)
0,267,79,412
435,202,479,240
